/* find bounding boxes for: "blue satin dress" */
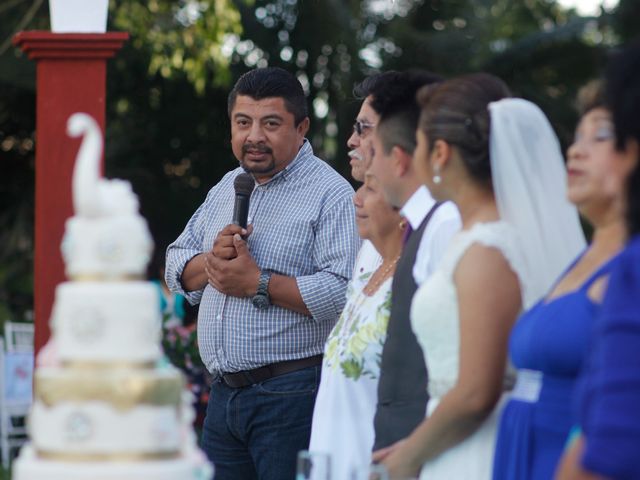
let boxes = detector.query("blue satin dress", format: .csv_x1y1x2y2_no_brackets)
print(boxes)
576,234,640,478
492,253,615,480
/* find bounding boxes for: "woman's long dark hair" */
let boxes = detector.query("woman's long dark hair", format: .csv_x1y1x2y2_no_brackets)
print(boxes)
606,39,640,236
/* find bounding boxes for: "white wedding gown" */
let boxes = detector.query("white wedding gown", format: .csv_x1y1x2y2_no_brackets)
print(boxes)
410,221,530,480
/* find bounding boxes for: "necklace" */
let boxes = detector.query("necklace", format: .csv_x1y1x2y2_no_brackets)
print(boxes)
363,255,400,296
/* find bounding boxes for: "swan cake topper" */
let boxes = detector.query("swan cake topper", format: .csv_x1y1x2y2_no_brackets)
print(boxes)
61,113,153,279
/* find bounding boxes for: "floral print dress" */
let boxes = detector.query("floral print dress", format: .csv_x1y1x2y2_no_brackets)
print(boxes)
309,270,392,480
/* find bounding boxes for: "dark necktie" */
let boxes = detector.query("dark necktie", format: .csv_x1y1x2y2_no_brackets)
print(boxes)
402,221,413,246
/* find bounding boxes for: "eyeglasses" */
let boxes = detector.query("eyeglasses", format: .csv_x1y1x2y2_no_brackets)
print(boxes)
353,119,376,137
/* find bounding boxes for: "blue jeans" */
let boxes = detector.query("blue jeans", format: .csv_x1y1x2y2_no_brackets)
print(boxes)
201,365,321,480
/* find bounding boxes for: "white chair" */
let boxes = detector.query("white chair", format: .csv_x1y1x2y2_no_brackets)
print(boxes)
0,322,34,468
4,322,35,353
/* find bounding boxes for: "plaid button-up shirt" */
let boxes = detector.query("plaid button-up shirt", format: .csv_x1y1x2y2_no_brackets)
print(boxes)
166,141,359,375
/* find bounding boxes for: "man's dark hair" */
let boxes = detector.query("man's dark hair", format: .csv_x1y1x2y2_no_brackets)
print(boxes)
606,38,640,235
370,70,443,155
227,67,308,125
353,71,399,100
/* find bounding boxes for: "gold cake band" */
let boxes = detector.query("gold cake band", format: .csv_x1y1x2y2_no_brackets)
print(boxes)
37,450,180,462
69,274,146,282
35,370,184,410
61,360,157,370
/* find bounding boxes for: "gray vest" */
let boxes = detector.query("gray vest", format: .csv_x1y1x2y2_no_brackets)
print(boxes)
373,203,440,450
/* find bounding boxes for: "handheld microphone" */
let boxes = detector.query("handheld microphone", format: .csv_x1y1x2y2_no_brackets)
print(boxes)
233,173,255,229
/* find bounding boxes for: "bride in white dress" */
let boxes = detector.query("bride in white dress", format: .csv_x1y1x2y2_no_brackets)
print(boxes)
373,74,585,479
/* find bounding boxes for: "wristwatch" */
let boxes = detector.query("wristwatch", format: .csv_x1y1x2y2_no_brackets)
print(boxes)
252,271,272,310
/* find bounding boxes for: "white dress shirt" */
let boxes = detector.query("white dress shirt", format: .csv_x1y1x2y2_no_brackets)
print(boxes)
400,185,461,285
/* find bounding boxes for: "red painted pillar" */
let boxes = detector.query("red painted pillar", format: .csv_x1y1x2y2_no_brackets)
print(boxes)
12,32,128,354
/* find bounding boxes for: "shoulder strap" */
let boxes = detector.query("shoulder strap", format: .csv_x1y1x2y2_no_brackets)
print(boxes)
580,253,621,291
545,249,587,296
419,201,444,231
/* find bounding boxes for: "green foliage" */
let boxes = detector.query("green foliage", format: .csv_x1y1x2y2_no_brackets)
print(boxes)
110,0,244,93
0,81,35,325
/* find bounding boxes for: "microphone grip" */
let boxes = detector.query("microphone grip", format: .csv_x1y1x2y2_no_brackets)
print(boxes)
232,194,250,229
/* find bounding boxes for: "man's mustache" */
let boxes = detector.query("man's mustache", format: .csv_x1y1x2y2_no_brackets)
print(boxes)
348,149,363,161
242,143,273,154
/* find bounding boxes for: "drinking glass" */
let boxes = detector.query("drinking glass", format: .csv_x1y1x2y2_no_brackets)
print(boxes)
296,450,331,480
350,463,389,480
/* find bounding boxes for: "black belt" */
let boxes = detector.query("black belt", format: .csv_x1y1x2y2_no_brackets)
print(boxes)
220,355,323,389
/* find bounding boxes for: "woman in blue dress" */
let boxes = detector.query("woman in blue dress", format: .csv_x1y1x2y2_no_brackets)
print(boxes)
492,79,637,480
556,40,640,480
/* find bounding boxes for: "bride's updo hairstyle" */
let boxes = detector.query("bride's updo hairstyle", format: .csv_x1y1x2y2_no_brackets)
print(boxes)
416,73,510,189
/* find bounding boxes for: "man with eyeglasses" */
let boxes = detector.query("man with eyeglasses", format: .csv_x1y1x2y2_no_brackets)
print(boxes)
345,75,386,289
346,72,415,286
347,96,378,182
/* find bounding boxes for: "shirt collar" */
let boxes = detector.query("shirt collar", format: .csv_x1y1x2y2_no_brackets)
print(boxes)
255,139,311,186
400,185,436,229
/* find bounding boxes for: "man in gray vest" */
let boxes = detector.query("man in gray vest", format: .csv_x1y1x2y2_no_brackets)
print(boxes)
367,72,461,452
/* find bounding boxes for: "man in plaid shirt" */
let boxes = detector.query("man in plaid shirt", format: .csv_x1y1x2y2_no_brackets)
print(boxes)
166,67,359,480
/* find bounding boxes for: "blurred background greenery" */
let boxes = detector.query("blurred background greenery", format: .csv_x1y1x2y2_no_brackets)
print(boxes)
0,0,638,326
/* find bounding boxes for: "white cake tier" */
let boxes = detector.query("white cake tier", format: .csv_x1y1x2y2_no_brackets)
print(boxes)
52,281,161,365
30,400,181,457
13,445,214,480
61,213,153,279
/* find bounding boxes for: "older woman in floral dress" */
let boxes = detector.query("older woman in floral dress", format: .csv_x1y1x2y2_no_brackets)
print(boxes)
309,171,403,480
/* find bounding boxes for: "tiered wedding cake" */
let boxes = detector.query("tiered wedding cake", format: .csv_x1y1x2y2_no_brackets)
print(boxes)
13,113,213,480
